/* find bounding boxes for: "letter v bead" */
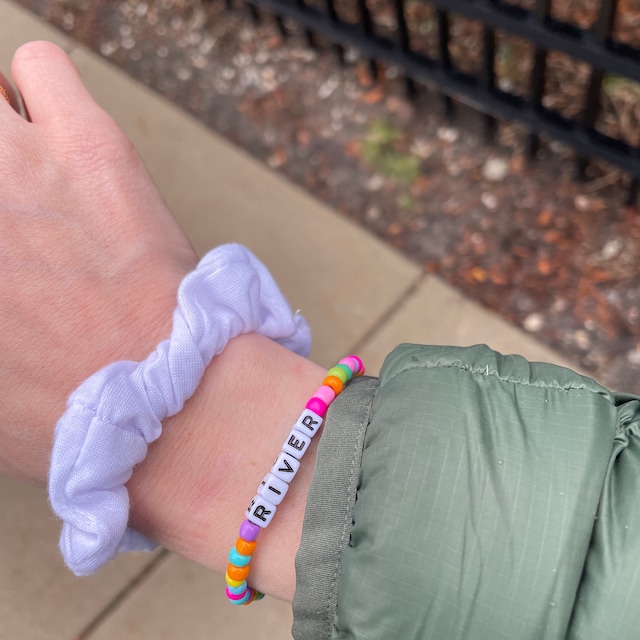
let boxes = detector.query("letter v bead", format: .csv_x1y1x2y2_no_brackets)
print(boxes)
270,452,300,483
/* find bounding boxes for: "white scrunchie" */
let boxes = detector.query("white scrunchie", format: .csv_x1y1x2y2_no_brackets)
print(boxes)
48,244,311,576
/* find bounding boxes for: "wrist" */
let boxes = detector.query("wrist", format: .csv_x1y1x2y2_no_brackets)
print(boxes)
47,244,313,577
127,334,326,601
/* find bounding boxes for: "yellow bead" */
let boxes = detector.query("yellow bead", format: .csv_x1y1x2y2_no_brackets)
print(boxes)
225,572,244,588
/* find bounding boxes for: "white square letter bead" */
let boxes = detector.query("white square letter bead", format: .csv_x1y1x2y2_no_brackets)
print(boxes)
271,452,301,483
294,408,323,437
282,428,312,460
258,472,289,505
246,495,277,528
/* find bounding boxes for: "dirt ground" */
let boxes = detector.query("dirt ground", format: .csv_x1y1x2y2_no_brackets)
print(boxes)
11,0,640,392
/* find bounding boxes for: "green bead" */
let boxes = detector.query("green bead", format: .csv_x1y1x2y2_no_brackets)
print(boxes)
336,363,353,381
327,366,348,383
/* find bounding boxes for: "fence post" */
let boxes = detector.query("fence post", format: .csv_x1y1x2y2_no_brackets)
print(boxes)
576,0,619,179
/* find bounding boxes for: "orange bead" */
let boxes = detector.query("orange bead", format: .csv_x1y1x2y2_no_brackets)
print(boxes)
225,572,244,587
236,537,257,556
322,375,344,395
227,563,250,581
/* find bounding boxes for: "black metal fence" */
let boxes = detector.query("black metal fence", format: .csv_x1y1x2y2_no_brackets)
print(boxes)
213,0,640,203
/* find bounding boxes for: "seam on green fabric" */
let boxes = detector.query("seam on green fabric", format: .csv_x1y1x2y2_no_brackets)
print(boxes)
328,380,376,637
384,359,613,400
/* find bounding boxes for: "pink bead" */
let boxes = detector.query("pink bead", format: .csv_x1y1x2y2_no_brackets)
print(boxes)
239,519,260,542
306,396,328,416
339,356,359,373
349,355,364,375
314,385,336,405
226,586,248,601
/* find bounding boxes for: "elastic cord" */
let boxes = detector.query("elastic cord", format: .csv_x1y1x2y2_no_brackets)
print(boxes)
225,356,364,605
48,244,311,576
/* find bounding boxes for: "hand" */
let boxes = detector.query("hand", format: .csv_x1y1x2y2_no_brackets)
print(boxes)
0,42,198,485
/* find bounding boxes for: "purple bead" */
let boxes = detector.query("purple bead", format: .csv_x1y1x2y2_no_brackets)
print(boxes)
239,519,261,542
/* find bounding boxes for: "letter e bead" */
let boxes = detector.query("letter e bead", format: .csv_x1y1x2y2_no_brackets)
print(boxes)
282,428,311,460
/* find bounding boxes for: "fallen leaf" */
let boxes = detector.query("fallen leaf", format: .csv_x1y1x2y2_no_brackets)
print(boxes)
361,85,385,104
268,148,287,168
537,257,553,275
509,154,525,174
410,175,433,195
489,269,508,285
356,63,375,87
543,229,561,243
469,266,487,282
537,208,554,226
296,129,311,148
344,139,361,157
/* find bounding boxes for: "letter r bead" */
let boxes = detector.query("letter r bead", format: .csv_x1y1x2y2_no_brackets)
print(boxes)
294,408,323,437
246,495,276,528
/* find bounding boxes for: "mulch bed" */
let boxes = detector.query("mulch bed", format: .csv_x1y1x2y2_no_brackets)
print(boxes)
11,0,640,392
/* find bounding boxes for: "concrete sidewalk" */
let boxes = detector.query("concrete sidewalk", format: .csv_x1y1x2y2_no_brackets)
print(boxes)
0,2,573,638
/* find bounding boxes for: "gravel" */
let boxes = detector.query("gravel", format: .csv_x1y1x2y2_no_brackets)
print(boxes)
12,0,640,392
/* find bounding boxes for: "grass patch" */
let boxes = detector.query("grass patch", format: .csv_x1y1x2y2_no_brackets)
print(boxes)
361,120,422,185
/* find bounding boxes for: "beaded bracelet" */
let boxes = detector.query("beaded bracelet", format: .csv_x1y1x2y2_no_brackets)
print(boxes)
225,355,365,605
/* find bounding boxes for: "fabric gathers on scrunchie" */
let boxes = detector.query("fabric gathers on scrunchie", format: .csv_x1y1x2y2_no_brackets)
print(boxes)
48,243,311,576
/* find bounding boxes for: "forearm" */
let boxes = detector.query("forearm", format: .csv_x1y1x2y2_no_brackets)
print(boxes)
127,333,326,602
0,263,184,486
1,41,323,600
